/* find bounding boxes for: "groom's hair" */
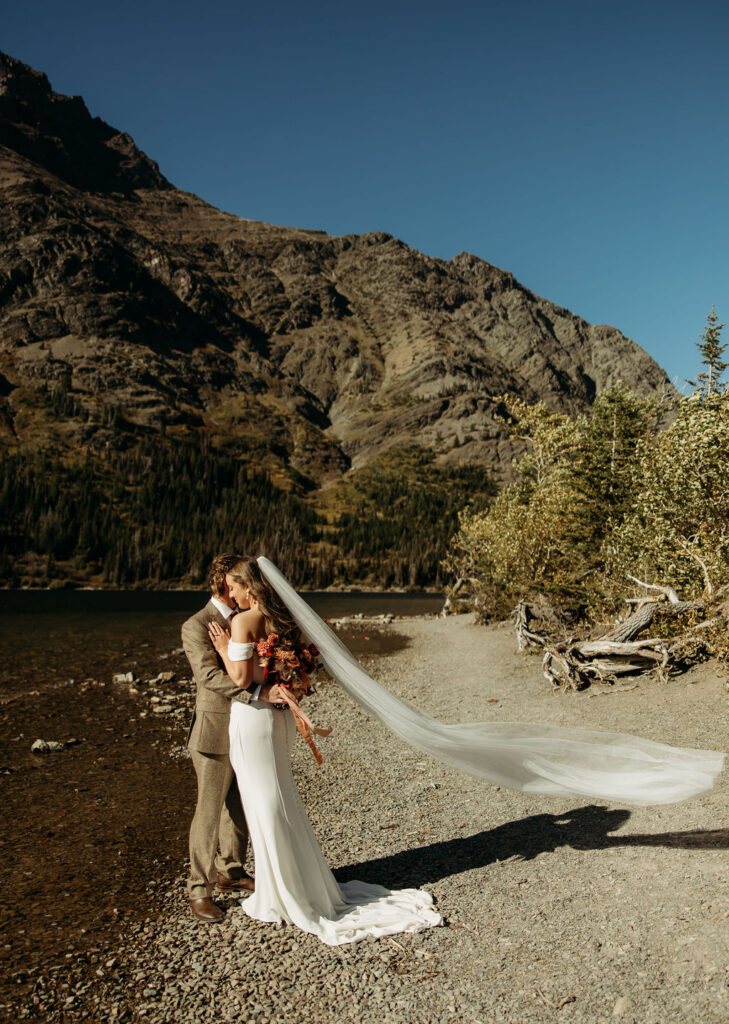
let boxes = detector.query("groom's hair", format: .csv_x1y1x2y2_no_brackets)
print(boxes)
207,553,245,596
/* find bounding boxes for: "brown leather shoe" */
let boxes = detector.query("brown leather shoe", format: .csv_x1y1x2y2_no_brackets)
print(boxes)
189,897,224,923
216,872,255,893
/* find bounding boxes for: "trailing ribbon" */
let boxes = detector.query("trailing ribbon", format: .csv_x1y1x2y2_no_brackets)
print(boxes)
276,688,332,765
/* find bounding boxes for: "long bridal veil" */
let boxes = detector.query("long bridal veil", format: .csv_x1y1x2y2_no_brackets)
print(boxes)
258,557,724,805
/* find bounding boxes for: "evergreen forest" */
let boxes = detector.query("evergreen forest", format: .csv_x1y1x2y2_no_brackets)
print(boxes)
0,434,494,590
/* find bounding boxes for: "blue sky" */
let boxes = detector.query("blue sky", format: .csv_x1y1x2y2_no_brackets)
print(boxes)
4,0,728,387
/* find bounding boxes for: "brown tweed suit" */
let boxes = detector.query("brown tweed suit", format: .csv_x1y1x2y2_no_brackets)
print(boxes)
182,600,254,899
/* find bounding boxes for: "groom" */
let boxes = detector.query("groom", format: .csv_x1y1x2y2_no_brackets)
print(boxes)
182,552,267,923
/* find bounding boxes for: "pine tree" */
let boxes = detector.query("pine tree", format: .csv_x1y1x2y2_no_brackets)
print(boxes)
687,306,727,396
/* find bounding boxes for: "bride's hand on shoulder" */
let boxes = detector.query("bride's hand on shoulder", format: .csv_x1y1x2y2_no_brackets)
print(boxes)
207,621,230,653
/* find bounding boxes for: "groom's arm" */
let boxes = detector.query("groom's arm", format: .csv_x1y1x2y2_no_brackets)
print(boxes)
181,618,253,705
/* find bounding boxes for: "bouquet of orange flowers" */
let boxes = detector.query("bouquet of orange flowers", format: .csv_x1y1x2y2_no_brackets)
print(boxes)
256,634,332,764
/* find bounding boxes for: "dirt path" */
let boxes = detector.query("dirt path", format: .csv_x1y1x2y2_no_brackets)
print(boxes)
353,615,729,1023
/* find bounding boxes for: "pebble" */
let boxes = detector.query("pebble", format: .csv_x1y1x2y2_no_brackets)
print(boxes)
30,738,67,753
612,995,631,1016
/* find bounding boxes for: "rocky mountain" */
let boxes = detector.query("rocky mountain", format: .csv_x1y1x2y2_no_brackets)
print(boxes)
0,51,671,492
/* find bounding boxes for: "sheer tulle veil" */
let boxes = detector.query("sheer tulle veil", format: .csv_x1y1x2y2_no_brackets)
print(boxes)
257,557,725,805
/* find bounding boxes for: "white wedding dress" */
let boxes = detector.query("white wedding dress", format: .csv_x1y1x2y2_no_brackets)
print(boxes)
228,698,442,945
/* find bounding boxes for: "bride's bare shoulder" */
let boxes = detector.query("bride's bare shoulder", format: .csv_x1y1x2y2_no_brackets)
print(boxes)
230,608,264,642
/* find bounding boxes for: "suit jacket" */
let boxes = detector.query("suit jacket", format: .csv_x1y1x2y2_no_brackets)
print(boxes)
182,600,253,755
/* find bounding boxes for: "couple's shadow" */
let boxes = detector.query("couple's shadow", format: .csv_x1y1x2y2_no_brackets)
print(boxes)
333,805,729,889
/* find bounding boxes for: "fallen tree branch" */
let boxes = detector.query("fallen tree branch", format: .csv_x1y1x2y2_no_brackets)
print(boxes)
542,636,671,690
626,575,681,604
676,537,715,598
602,602,659,642
689,615,726,631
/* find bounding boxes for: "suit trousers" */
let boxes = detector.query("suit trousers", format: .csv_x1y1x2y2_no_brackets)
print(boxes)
188,749,249,899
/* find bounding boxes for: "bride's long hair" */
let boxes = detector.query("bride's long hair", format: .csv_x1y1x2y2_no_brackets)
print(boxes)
229,557,303,644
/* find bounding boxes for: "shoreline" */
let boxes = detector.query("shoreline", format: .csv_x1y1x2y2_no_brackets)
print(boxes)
0,584,445,595
2,615,728,1023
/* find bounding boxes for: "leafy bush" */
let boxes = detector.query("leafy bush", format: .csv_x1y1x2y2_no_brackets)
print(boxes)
607,391,729,597
444,384,661,618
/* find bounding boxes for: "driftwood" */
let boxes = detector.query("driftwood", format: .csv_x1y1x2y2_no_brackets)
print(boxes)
516,576,724,690
542,636,671,690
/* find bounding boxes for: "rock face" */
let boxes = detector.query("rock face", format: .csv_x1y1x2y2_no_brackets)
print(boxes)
0,51,672,484
0,52,170,193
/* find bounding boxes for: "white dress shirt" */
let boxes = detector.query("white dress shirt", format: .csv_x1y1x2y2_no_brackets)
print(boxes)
210,595,235,619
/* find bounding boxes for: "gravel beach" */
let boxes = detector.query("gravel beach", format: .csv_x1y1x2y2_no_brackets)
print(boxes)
4,614,729,1023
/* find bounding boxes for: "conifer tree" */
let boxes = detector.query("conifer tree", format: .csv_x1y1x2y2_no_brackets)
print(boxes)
687,305,727,395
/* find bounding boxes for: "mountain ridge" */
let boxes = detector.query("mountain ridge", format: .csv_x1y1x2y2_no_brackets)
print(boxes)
0,49,672,491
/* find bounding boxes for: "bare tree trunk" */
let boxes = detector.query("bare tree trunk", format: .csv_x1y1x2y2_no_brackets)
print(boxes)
511,602,547,651
601,603,658,642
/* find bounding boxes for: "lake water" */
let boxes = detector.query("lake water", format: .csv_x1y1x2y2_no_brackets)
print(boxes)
0,589,443,618
0,586,444,1002
0,590,443,698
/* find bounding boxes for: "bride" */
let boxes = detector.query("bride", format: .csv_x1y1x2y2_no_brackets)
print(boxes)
209,556,442,945
209,556,725,946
